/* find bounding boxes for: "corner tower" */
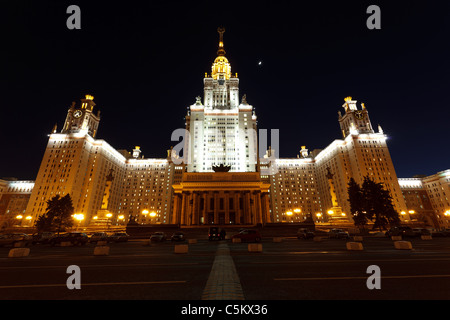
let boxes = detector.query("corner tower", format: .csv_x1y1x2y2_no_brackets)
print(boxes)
338,97,374,138
62,94,101,138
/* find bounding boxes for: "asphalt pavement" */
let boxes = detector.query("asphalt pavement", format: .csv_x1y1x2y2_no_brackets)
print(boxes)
1,236,450,302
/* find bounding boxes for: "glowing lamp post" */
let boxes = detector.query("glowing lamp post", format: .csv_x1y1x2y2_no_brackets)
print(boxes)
316,212,322,223
286,211,293,223
106,213,113,229
293,208,301,222
149,211,157,224
25,215,33,227
142,209,149,224
73,213,84,231
15,215,23,227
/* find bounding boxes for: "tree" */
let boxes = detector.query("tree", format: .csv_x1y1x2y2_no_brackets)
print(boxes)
35,194,74,233
347,176,400,231
347,178,368,228
362,176,400,231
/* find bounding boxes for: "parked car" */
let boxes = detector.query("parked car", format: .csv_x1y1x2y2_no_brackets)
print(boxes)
430,229,445,237
49,232,89,246
108,232,129,242
231,229,261,242
89,232,109,243
208,227,225,241
412,228,431,237
0,233,32,247
385,226,415,238
297,228,315,239
32,232,55,244
328,228,350,239
171,232,185,242
150,232,166,242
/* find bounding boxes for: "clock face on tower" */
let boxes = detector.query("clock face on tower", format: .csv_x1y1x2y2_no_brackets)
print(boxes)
355,111,365,120
73,110,82,118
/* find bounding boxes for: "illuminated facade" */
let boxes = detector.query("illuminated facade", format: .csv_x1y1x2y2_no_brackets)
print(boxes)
398,178,436,227
422,170,450,227
0,179,35,228
398,170,450,228
266,97,410,224
21,28,447,228
25,96,179,227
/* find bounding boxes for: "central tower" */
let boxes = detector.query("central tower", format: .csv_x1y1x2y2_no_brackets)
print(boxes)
186,28,258,173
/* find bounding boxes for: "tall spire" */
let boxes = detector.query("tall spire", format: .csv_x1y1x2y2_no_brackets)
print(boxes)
211,26,231,80
217,26,226,56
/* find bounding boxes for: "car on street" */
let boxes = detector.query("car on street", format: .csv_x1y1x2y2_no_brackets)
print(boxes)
0,233,33,247
231,229,261,242
108,232,129,242
49,232,89,246
328,228,350,239
385,226,415,238
89,232,109,243
208,227,225,241
171,232,185,242
150,232,166,242
431,229,449,237
412,228,431,237
297,228,315,239
31,232,55,244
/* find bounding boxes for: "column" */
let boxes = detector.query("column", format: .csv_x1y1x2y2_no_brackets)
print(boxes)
201,193,207,224
187,192,193,225
254,191,262,224
263,193,271,223
244,191,251,224
214,191,219,224
172,194,181,224
235,192,241,225
180,192,187,225
192,192,199,225
224,191,230,224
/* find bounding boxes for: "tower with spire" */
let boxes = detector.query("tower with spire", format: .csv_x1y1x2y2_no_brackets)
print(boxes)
61,94,101,138
186,27,258,173
338,97,374,138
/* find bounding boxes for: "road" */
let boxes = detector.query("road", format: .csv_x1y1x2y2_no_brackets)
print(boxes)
1,236,450,302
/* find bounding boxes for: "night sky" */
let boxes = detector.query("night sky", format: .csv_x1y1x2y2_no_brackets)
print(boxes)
1,1,450,180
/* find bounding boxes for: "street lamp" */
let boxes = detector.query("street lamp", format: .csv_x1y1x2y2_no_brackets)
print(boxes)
15,215,23,227
293,208,301,222
286,211,293,223
149,211,157,224
142,209,149,225
105,213,113,229
73,213,84,231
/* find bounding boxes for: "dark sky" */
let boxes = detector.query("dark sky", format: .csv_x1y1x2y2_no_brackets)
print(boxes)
1,1,450,180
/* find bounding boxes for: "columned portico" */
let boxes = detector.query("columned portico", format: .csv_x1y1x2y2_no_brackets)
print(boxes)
172,172,271,226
